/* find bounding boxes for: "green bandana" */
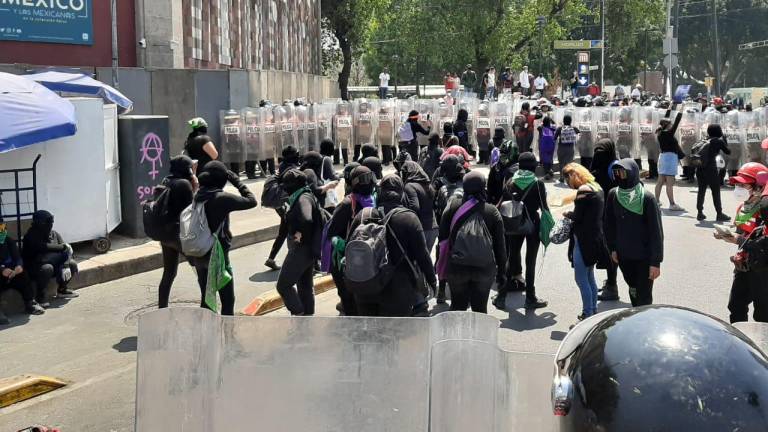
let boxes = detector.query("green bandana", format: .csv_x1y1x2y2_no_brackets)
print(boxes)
288,186,311,207
512,169,536,191
0,231,6,244
616,183,645,215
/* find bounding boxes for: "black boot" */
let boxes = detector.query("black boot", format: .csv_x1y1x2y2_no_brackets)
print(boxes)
598,283,619,301
492,293,507,310
648,160,658,179
436,281,447,304
26,301,45,315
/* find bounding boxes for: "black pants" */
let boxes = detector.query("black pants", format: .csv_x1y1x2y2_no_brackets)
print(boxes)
245,161,259,177
158,241,192,308
447,270,495,313
0,273,34,304
557,144,575,180
269,210,288,261
382,146,396,164
696,167,722,214
504,233,540,300
259,159,275,176
648,160,658,179
402,142,419,162
33,251,78,302
353,145,362,162
193,248,236,315
580,157,593,172
728,269,768,323
356,269,415,317
276,244,315,315
618,259,654,306
605,260,618,287
331,264,357,316
478,150,490,165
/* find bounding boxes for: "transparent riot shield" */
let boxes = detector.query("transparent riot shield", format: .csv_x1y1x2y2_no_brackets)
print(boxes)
316,102,334,143
742,111,764,163
334,101,354,161
678,109,699,170
242,107,261,163
219,109,245,168
437,100,455,138
491,100,513,141
306,104,320,152
354,98,376,152
458,97,477,151
260,106,278,161
375,99,395,149
575,107,595,163
637,107,658,166
476,101,493,155
272,105,288,156
429,340,556,432
294,104,309,154
615,106,635,159
724,110,744,171
594,106,614,146
415,99,436,148
136,308,501,432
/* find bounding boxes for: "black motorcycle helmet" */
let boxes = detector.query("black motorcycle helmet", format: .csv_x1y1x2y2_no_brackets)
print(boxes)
553,306,768,432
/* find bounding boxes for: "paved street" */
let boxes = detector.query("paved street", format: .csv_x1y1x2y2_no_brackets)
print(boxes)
0,177,743,431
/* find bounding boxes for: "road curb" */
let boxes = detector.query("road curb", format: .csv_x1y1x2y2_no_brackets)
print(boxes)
0,374,67,408
242,275,336,316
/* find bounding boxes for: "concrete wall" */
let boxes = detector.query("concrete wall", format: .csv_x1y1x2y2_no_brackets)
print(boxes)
194,70,231,147
151,69,198,156
135,0,184,69
96,68,153,115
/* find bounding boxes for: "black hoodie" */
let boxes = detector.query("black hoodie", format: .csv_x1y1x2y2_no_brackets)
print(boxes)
23,210,66,267
605,159,664,267
591,139,618,196
400,161,437,230
166,156,196,220
454,109,470,150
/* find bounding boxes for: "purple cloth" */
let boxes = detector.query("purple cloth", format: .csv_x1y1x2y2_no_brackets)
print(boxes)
436,198,478,280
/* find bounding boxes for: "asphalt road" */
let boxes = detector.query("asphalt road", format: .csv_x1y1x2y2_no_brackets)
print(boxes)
0,176,744,431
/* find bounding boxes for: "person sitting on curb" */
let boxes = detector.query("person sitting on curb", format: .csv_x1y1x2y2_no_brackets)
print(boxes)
0,221,45,325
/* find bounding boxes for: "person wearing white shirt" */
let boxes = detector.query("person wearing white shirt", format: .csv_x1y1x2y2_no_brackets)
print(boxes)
519,66,531,96
379,68,390,99
534,74,548,96
631,85,642,99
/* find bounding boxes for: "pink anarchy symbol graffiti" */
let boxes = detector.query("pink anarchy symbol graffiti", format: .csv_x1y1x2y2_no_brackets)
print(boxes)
139,132,164,180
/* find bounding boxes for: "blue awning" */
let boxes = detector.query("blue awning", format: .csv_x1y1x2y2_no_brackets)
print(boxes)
25,71,133,114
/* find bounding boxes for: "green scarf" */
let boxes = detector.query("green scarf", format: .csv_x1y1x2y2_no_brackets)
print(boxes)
512,169,536,191
288,186,311,207
616,183,645,215
735,202,760,226
0,230,6,244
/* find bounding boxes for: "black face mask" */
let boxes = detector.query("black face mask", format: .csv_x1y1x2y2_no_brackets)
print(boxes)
612,166,634,189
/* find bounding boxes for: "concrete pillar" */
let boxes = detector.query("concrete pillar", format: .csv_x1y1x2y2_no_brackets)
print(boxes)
135,0,184,68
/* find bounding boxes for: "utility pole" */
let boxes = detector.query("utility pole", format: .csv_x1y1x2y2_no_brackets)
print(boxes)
111,0,119,89
673,0,680,91
712,0,722,96
600,0,605,91
665,0,673,98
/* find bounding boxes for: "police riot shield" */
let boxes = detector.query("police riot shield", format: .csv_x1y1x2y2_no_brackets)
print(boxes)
677,109,699,170
242,107,261,162
742,110,764,163
354,98,376,151
396,99,413,145
637,107,659,165
305,104,320,152
334,101,354,157
458,97,477,150
575,107,595,162
260,106,278,161
437,100,455,138
414,99,436,148
135,308,506,432
491,100,513,141
475,101,493,154
615,106,636,159
272,105,289,156
724,110,744,171
219,109,245,167
315,102,334,143
594,106,614,147
375,99,395,149
294,104,309,154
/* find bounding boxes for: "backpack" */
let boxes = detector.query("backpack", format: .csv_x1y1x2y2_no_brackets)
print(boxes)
689,139,711,168
142,180,176,242
261,174,288,209
498,184,535,236
398,121,414,142
179,201,216,257
559,126,577,145
343,207,412,296
435,179,464,220
286,190,330,259
450,208,496,268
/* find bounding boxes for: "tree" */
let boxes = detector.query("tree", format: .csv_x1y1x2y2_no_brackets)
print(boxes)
321,0,384,100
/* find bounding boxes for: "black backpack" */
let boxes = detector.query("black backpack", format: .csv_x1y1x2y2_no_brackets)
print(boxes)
435,179,464,221
286,190,331,258
142,181,177,242
689,139,711,168
261,175,289,209
450,208,496,268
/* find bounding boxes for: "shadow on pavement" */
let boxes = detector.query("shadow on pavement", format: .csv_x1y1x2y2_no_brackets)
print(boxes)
0,313,31,330
112,336,137,353
249,270,280,283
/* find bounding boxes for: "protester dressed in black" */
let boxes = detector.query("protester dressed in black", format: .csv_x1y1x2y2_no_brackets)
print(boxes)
697,125,732,222
265,146,301,271
590,139,620,300
402,111,431,162
184,118,218,171
400,161,438,251
192,161,257,315
419,133,444,179
486,137,519,206
453,109,470,153
0,230,44,324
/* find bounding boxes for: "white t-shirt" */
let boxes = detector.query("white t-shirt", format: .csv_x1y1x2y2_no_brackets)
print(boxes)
534,77,548,89
487,73,496,88
519,71,530,88
379,72,390,88
631,88,641,98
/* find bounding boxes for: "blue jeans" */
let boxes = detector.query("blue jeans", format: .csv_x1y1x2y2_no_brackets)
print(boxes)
379,87,388,99
573,239,598,316
486,86,496,100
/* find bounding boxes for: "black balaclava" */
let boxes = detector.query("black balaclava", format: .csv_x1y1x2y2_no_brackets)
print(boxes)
360,144,377,160
301,151,323,175
443,122,454,136
320,139,335,157
394,151,412,173
457,109,469,123
612,158,641,189
440,155,464,183
379,174,405,210
31,210,54,239
282,146,301,165
592,138,618,173
428,132,441,149
361,156,383,180
198,160,228,189
463,171,487,202
282,168,308,194
169,155,195,180
349,166,376,196
343,162,361,195
518,152,538,172
400,160,430,185
492,127,505,147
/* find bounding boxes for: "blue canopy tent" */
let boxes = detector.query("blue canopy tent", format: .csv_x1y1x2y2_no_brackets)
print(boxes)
24,71,133,114
0,72,77,153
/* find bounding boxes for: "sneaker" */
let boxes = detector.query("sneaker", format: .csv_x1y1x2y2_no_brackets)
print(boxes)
0,308,9,325
577,313,588,321
25,301,45,315
506,279,525,292
524,298,548,309
697,212,707,221
492,294,507,311
412,303,430,317
598,285,619,301
57,287,79,298
264,258,281,271
436,286,447,304
335,302,344,314
716,213,731,222
669,204,685,212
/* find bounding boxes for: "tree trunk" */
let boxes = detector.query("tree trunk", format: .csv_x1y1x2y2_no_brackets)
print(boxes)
337,35,353,101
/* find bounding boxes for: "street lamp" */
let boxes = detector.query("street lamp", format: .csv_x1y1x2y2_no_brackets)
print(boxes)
392,54,400,97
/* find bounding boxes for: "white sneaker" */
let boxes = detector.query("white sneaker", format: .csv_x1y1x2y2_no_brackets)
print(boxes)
669,204,685,212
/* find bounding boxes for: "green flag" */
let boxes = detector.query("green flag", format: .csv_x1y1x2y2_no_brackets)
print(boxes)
539,209,556,248
205,237,232,312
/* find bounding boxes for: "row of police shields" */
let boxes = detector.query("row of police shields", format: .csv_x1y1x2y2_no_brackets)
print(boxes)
218,98,768,167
